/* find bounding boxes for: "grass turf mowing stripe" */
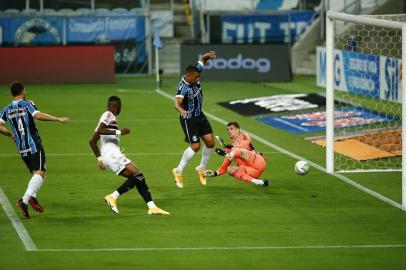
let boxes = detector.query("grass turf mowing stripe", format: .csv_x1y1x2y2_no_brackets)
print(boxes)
0,187,37,251
34,244,406,252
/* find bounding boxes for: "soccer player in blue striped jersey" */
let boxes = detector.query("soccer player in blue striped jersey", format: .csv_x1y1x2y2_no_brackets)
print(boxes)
0,81,69,219
172,51,216,188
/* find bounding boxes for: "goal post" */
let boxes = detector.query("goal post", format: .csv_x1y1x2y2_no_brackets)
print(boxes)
325,11,406,210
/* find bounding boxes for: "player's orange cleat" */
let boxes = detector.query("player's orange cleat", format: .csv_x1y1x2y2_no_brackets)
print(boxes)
148,207,170,215
195,166,207,186
17,199,30,219
172,168,184,188
28,197,44,213
104,195,119,214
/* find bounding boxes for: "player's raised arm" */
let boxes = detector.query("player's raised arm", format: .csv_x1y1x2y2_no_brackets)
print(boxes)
34,112,69,123
199,51,216,65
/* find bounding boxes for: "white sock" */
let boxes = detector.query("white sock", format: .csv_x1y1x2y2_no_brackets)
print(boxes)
251,179,264,186
176,147,196,173
147,201,157,209
199,146,213,170
111,191,120,199
31,176,45,198
22,174,44,204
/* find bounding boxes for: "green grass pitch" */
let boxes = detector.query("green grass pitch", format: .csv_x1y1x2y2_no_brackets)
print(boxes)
0,75,405,269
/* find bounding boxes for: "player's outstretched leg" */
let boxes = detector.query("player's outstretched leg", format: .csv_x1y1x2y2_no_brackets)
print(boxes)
227,166,268,187
131,173,169,215
104,170,141,214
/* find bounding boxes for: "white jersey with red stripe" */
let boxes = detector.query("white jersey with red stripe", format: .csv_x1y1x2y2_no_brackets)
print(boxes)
95,111,120,154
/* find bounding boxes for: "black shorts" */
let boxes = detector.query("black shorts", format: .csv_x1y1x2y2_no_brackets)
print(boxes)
22,147,46,173
180,115,213,144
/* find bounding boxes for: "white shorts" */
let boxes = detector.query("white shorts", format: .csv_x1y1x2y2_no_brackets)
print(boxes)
101,147,132,175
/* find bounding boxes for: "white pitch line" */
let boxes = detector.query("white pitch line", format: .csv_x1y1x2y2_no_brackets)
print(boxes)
155,89,403,210
0,187,37,251
35,244,406,252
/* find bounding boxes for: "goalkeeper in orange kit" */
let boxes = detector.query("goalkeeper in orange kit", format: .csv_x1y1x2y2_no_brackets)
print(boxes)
204,122,269,187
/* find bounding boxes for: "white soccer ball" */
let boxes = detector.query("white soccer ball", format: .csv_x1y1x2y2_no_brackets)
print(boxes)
295,160,310,175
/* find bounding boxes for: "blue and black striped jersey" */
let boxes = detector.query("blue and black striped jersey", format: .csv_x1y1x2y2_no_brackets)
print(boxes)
175,62,204,119
0,99,42,156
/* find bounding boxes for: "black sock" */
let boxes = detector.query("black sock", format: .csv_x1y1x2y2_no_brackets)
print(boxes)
117,176,137,195
133,173,153,203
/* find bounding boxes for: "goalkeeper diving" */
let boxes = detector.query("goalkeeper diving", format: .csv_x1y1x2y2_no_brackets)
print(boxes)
205,122,269,187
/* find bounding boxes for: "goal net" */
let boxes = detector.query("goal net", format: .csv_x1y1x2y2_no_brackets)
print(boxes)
325,12,406,209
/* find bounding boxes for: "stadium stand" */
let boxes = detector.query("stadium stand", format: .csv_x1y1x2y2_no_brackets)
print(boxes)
112,8,128,13
3,9,20,14
95,8,110,14
279,0,300,10
21,8,37,15
57,8,74,14
75,8,92,14
41,8,57,14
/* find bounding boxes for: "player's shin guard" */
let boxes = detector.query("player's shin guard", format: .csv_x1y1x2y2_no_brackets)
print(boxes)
22,174,44,204
133,173,153,203
199,145,213,170
176,147,196,172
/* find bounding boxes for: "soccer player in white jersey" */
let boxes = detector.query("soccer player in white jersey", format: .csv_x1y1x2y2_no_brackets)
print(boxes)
89,96,169,215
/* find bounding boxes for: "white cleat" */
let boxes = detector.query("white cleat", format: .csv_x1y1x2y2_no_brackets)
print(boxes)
148,207,170,215
104,195,119,214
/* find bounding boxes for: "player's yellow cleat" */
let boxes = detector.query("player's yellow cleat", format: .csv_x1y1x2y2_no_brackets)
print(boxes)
172,168,184,188
195,166,207,186
104,195,119,214
148,207,170,215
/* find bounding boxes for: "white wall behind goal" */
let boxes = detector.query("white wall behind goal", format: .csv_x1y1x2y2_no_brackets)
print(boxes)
317,46,402,103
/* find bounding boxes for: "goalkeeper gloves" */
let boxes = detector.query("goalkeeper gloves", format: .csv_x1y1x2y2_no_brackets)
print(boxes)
215,148,226,156
204,170,218,177
215,148,234,160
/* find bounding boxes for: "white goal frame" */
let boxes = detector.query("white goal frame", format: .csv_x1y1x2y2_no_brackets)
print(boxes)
325,11,406,210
